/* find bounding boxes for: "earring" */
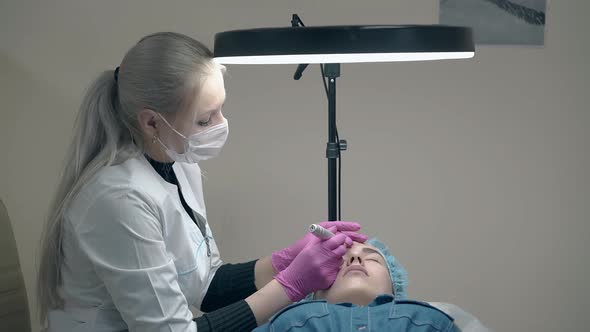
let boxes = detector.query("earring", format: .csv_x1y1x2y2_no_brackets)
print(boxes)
152,135,158,144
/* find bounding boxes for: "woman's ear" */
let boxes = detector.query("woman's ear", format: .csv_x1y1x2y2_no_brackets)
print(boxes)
137,109,159,139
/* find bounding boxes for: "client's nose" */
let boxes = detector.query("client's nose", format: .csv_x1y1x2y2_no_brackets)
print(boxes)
348,256,363,265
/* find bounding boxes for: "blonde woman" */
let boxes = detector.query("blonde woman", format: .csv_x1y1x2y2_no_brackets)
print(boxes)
37,32,367,332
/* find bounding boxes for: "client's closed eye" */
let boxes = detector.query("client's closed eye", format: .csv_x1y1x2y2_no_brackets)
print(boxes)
366,256,383,263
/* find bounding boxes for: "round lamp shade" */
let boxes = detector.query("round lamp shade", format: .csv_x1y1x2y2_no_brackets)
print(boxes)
214,25,474,64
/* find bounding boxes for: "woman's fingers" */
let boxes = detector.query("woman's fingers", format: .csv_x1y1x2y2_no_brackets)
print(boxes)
322,232,348,251
332,244,348,257
341,231,369,244
319,221,361,232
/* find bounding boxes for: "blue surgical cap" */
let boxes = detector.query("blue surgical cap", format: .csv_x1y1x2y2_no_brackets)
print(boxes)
365,237,409,299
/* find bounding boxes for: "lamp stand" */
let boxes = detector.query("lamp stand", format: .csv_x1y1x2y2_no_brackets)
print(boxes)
324,63,346,221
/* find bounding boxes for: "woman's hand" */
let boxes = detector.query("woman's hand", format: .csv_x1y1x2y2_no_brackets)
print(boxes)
271,221,368,273
274,227,354,302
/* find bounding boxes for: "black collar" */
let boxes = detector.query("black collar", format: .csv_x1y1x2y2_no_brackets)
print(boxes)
145,155,176,184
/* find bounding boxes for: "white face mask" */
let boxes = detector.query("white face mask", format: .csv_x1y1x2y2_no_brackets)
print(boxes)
156,114,229,164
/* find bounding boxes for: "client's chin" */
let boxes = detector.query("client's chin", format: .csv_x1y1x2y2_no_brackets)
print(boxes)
318,282,379,307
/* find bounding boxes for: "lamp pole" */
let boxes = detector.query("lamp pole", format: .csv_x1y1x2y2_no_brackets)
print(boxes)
324,63,344,221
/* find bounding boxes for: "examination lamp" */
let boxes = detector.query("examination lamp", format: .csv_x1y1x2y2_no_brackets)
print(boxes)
214,14,475,221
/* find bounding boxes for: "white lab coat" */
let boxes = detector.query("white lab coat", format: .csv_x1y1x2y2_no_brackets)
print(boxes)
48,155,223,332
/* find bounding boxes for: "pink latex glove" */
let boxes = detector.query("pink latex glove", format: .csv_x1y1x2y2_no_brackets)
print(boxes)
275,229,350,302
271,221,368,273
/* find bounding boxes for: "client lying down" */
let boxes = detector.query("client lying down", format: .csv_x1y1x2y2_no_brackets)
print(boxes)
254,238,490,332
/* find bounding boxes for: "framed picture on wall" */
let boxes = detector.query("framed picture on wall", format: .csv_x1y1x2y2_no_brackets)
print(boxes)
439,0,547,45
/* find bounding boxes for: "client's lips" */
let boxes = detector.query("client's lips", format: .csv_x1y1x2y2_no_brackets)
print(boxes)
344,265,368,276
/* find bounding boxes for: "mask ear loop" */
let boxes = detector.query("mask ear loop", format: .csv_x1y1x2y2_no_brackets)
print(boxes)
157,113,188,139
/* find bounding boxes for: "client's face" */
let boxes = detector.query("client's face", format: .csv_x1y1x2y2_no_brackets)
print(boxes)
315,242,393,306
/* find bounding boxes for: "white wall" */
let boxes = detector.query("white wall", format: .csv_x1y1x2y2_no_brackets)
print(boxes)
1,1,589,331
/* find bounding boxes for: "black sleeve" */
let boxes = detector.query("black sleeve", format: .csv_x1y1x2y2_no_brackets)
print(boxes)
200,259,259,312
194,300,257,332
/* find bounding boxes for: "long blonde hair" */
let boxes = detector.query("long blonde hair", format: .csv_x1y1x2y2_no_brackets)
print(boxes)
36,32,215,325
